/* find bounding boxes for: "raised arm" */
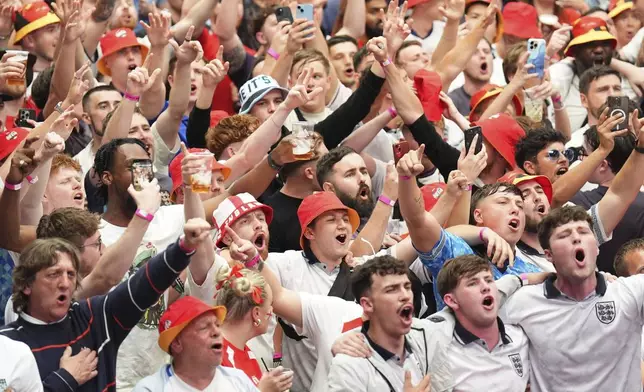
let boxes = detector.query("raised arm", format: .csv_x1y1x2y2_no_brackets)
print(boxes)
335,0,366,38
213,0,247,75
267,19,314,87
83,0,117,57
341,111,392,153
479,52,535,120
170,0,217,42
138,13,170,119
430,0,463,67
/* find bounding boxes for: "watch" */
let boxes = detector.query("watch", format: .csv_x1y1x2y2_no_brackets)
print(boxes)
54,102,65,114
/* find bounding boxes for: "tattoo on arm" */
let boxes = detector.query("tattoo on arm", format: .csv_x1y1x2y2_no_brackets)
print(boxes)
92,0,117,22
414,194,423,208
224,44,246,73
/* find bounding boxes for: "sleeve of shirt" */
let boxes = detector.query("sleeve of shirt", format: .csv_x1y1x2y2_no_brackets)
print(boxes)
617,275,644,324
588,203,612,246
495,274,522,308
152,123,180,176
185,254,227,303
42,368,79,392
13,340,44,392
414,229,474,278
621,27,644,62
297,292,341,338
327,354,370,392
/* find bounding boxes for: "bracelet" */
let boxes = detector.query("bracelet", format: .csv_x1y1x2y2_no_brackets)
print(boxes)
520,273,529,287
399,175,411,180
4,182,21,191
634,146,644,154
124,92,140,102
380,58,392,67
245,253,262,269
378,194,395,207
26,175,38,184
551,95,562,105
267,153,283,171
267,48,280,60
178,236,197,254
387,107,397,119
273,352,282,359
478,227,487,242
135,208,154,222
172,277,185,294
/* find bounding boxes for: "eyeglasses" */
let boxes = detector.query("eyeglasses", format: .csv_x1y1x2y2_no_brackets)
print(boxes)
545,149,578,162
80,236,102,250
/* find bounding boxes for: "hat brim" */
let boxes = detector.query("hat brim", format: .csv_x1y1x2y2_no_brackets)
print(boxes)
239,86,289,114
299,206,360,249
564,31,617,56
13,13,60,44
213,162,231,181
97,43,149,76
215,204,274,248
469,89,523,121
609,2,633,19
158,306,227,353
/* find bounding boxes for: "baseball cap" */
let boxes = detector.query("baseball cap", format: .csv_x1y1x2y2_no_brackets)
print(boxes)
498,170,553,203
0,126,30,162
474,113,526,169
564,16,617,56
213,193,273,247
420,182,447,211
414,69,446,122
158,296,226,354
297,192,360,249
96,28,149,76
469,84,523,122
210,110,229,128
168,148,231,199
12,2,60,45
238,75,288,114
502,3,542,39
464,0,505,42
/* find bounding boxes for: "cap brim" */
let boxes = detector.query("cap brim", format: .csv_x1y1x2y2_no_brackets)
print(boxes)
512,175,553,203
609,2,633,19
239,86,289,114
299,206,360,249
13,13,60,44
97,44,149,76
470,89,522,121
564,32,617,56
158,306,227,353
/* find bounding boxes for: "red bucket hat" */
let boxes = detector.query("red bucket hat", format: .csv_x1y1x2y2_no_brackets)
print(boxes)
502,3,542,39
12,1,60,45
564,16,617,56
168,148,231,199
469,84,523,122
0,124,30,162
213,193,273,247
420,182,447,211
498,170,553,204
414,69,446,122
474,113,525,169
96,28,149,76
158,296,226,354
297,191,360,249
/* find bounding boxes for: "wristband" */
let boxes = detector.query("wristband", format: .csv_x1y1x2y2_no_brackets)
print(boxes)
378,194,395,207
135,208,154,222
634,146,644,154
4,182,21,191
267,153,283,171
178,236,196,254
172,277,185,294
387,107,397,119
520,273,529,287
478,227,487,242
267,48,280,60
399,175,411,180
380,58,392,67
245,253,262,269
26,175,38,184
124,92,140,102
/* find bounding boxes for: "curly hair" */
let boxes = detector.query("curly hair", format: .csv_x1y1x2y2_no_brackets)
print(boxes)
205,114,260,159
214,263,268,323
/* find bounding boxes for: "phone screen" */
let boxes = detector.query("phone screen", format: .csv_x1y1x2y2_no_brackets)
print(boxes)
130,160,154,191
393,141,410,164
463,126,483,154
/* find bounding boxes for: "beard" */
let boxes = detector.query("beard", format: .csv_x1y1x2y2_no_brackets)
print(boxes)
366,24,384,39
524,214,540,233
335,184,375,219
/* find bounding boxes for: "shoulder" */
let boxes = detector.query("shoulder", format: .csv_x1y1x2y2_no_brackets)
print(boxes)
0,334,32,355
132,366,168,391
330,353,370,373
217,366,258,389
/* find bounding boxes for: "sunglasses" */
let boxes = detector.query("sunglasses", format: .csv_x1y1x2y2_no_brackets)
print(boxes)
545,148,579,162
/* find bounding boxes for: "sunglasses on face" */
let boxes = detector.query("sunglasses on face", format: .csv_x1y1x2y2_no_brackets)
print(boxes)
545,149,576,162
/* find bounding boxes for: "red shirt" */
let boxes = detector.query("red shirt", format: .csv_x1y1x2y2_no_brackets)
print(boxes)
221,338,263,386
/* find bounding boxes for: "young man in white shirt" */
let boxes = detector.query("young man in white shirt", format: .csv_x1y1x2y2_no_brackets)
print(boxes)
0,334,43,392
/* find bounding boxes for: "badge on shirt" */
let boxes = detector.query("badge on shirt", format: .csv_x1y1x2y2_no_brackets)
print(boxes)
508,354,524,377
595,301,616,324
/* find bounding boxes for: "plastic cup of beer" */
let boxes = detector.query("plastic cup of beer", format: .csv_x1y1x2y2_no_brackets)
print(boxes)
190,152,214,193
291,121,314,160
4,50,28,87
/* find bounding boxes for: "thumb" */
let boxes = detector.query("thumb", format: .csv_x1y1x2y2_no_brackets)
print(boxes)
63,346,72,358
416,144,425,159
180,142,188,155
169,38,179,52
404,370,412,386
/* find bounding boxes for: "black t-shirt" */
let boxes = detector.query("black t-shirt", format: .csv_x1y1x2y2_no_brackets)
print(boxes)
570,186,644,274
265,191,304,253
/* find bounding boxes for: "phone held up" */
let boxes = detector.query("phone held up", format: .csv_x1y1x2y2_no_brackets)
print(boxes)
393,141,410,164
463,126,483,155
607,96,629,131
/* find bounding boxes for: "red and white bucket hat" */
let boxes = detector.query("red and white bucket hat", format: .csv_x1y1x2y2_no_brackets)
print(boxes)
213,193,273,248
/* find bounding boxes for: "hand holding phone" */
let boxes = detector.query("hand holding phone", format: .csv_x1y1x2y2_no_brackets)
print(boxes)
393,141,410,164
275,6,293,23
16,108,36,128
606,96,629,131
527,39,546,80
463,126,483,155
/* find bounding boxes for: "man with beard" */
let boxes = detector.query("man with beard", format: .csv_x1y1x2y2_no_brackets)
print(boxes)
11,2,60,73
448,38,495,116
549,16,623,131
74,85,124,175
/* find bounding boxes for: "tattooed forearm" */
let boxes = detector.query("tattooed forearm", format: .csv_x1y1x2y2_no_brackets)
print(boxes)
224,44,246,73
92,0,116,22
414,194,423,208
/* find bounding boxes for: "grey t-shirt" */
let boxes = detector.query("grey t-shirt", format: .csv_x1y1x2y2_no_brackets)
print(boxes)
448,86,472,116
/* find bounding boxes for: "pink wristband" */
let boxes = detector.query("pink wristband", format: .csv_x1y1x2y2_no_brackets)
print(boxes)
245,253,262,269
479,227,487,242
520,273,529,287
381,58,392,67
4,182,21,191
267,48,280,60
26,175,38,184
399,175,411,180
135,208,154,222
387,107,397,118
378,194,395,207
124,92,140,102
178,236,195,253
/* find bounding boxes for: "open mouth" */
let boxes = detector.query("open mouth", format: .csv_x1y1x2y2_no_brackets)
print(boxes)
536,204,546,214
358,185,370,199
73,192,84,201
253,233,266,249
335,233,348,244
190,84,197,93
482,295,494,309
56,294,68,304
211,342,223,350
480,62,488,72
592,57,605,66
556,167,568,176
344,67,354,77
127,64,137,71
575,249,585,263
398,304,414,322
508,218,520,230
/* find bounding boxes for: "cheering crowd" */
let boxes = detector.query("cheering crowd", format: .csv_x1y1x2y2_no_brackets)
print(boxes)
3,0,644,389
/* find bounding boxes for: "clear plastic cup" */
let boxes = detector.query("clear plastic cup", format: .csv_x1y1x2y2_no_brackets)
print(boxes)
4,50,28,87
190,152,214,193
291,121,314,160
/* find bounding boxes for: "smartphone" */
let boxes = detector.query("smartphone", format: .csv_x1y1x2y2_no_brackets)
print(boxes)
393,140,410,164
463,126,483,155
16,108,36,128
607,96,629,131
275,6,293,23
130,159,154,191
295,4,314,21
527,38,546,80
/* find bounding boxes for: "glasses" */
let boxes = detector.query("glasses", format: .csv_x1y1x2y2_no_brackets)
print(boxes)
545,149,578,162
566,147,587,163
81,236,102,250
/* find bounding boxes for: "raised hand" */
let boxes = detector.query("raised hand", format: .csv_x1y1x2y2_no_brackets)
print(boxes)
396,144,425,178
0,52,26,86
439,92,460,122
545,25,572,59
439,0,465,22
201,46,229,89
287,18,315,54
283,67,324,110
126,53,161,96
182,218,212,249
445,169,469,200
64,63,91,106
179,142,213,184
366,36,388,64
226,227,258,262
141,12,171,48
128,177,161,214
596,107,630,152
35,132,65,161
6,136,40,185
269,134,301,167
382,161,399,202
509,52,538,88
457,134,487,183
91,0,117,22
50,106,79,140
476,3,497,30
630,109,644,146
403,372,431,392
62,5,85,43
331,331,372,358
59,346,98,386
382,1,411,57
0,4,15,39
169,26,203,65
480,227,515,268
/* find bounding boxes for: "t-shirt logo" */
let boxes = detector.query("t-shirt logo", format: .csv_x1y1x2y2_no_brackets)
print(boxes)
0,379,7,389
595,301,616,324
508,353,523,377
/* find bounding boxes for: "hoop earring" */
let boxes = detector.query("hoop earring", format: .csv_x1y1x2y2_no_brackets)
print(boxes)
254,319,261,327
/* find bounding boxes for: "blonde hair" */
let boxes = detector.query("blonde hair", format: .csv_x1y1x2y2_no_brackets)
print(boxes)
214,263,268,322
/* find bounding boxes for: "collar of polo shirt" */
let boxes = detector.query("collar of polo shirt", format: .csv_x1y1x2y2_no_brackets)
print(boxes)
361,320,413,361
544,271,607,299
453,316,512,346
